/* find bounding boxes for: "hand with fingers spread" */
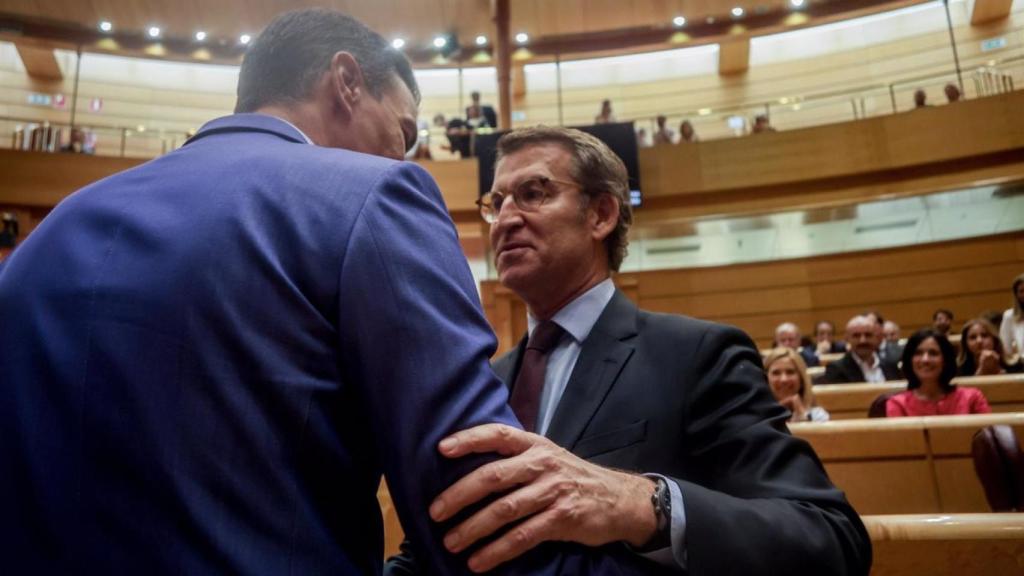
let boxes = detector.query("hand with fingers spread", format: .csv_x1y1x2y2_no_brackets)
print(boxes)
429,423,658,573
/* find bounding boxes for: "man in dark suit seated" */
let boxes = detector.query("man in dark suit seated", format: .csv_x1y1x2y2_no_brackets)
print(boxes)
0,10,668,576
389,126,871,574
775,321,821,367
823,315,903,384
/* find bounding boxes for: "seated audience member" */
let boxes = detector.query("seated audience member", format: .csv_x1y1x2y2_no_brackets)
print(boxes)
981,309,1005,331
887,329,992,417
882,320,904,356
1000,273,1024,358
751,114,776,134
932,308,954,336
0,212,18,248
913,88,929,108
635,127,652,148
61,128,93,154
862,311,898,363
823,315,902,384
958,318,1024,376
764,348,830,423
775,322,820,367
595,98,616,124
944,83,962,103
815,320,847,354
678,120,698,143
652,115,675,145
444,116,472,158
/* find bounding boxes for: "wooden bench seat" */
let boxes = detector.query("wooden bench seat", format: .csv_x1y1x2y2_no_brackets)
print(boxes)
791,413,1024,515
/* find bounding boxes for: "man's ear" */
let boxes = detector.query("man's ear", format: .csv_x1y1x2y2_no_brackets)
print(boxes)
328,51,365,120
590,193,620,242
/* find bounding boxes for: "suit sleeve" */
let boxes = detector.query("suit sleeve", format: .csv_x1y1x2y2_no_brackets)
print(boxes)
822,361,844,384
667,325,872,576
337,162,664,576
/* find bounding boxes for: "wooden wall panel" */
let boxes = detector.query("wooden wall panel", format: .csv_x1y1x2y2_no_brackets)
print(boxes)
480,232,1024,350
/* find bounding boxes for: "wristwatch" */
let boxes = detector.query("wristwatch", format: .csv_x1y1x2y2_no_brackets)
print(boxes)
650,477,672,545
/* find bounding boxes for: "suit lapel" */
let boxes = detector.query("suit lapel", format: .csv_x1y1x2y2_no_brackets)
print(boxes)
494,337,527,389
845,355,867,383
545,291,638,450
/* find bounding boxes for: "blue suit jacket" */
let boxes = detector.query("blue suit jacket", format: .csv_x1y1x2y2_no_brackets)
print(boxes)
0,114,655,575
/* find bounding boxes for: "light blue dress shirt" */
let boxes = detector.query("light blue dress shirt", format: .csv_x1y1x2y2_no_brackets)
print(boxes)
527,278,687,570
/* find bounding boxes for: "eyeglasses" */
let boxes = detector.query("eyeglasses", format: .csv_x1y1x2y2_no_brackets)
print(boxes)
476,176,581,223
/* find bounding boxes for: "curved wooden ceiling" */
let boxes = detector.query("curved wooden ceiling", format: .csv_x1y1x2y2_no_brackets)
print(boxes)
0,0,922,65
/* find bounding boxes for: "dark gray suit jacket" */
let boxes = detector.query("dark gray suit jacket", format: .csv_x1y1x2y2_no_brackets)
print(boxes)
823,352,903,384
389,291,871,575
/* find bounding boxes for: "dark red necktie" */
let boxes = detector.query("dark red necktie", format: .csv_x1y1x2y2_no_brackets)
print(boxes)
509,321,565,432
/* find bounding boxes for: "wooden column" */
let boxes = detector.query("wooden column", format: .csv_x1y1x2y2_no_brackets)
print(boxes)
970,0,1013,25
493,0,512,129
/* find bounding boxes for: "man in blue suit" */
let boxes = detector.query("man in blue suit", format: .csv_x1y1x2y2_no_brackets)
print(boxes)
0,9,665,575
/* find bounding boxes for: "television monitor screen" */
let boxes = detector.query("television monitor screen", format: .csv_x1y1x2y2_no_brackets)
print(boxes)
474,121,642,207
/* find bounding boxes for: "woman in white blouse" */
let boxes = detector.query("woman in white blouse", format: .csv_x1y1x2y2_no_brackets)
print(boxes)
999,273,1024,361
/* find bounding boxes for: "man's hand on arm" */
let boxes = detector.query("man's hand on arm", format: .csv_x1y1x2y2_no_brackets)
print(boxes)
429,423,658,573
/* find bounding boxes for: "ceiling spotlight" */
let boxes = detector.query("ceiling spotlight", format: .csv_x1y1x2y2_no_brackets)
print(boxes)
98,21,113,33
391,38,406,49
433,36,447,48
790,0,805,6
475,35,487,46
147,26,161,38
672,16,686,27
515,32,529,44
239,34,251,45
731,7,745,17
194,31,207,41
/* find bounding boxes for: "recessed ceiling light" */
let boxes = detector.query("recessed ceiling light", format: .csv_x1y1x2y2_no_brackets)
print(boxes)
673,16,686,27
790,0,805,7
391,38,406,49
194,31,207,41
98,21,113,33
147,26,161,38
433,36,447,48
731,7,745,17
515,32,529,44
475,35,487,46
239,33,251,45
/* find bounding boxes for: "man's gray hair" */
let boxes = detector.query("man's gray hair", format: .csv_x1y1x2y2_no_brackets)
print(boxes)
495,126,633,271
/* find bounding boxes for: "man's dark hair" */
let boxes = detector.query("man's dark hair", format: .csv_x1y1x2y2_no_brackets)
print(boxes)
901,329,958,392
862,310,884,326
235,9,420,113
932,308,953,321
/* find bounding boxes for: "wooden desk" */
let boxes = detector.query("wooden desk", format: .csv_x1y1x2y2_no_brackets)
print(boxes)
863,513,1024,576
814,374,1024,420
792,413,1024,515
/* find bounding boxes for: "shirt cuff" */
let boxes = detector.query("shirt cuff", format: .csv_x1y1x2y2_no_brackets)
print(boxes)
638,473,687,570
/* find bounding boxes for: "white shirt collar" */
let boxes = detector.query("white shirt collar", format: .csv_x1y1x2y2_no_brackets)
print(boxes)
527,278,616,344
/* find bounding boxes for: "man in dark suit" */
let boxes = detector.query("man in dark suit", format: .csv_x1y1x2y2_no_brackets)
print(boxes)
0,10,660,576
823,315,903,384
390,127,870,574
775,321,821,366
466,90,498,129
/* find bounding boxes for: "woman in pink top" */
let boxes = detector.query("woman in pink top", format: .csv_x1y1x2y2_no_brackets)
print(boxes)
887,329,992,417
